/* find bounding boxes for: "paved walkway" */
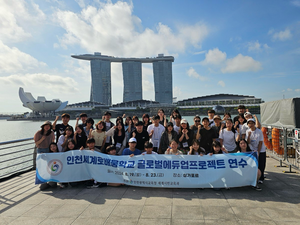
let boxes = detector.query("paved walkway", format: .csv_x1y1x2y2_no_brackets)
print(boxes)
0,156,300,225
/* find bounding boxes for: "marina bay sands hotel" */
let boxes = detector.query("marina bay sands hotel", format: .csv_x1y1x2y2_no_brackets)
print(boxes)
72,53,174,106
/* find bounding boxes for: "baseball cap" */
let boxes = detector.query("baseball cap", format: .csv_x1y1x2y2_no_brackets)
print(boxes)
247,118,255,124
129,137,137,143
244,112,252,118
180,119,188,124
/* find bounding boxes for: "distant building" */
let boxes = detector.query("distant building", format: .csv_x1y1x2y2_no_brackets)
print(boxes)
153,59,173,104
177,94,263,106
19,87,67,113
72,53,174,105
62,101,107,111
90,57,111,106
111,100,160,109
122,61,142,102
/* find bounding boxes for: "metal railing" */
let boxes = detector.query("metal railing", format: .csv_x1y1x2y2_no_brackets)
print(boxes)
0,138,36,181
262,125,300,172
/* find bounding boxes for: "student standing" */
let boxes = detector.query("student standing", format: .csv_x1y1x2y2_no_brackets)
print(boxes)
147,115,165,152
131,121,149,151
34,121,55,153
74,125,87,149
90,121,106,153
207,109,215,127
190,116,202,139
245,118,266,184
159,122,178,154
178,119,194,154
219,119,239,153
106,121,127,155
52,113,70,143
103,111,115,149
57,126,74,152
158,109,168,127
196,117,218,154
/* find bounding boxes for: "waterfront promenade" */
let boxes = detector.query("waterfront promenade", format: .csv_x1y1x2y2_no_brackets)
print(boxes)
1,156,300,225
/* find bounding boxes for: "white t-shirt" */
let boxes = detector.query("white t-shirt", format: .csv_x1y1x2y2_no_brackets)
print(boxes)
238,124,243,136
57,135,65,152
241,123,249,135
219,129,238,152
245,128,266,153
173,125,180,134
147,124,165,148
141,151,158,155
209,119,215,127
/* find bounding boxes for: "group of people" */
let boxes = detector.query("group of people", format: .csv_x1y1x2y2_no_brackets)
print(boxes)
34,105,265,191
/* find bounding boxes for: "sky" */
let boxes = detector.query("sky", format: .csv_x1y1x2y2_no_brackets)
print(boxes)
0,0,300,113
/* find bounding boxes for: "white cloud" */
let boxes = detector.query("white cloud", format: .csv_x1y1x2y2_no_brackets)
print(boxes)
187,67,208,81
201,48,226,65
247,40,270,52
218,80,225,87
291,0,300,7
200,47,262,73
53,1,208,56
229,37,241,42
75,0,86,8
295,89,300,92
287,88,293,91
271,28,292,41
173,86,182,99
221,54,262,73
193,51,206,55
0,0,46,43
0,40,47,74
0,73,79,94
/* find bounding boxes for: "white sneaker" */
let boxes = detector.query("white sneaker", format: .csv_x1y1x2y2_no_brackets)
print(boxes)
258,180,263,184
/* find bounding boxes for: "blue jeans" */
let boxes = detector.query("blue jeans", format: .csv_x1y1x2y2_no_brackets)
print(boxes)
37,148,49,153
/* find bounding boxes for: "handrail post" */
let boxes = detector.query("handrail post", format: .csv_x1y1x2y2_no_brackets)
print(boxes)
33,146,37,170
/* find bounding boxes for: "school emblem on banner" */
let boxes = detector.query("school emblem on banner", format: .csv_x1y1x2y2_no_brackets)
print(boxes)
47,159,63,176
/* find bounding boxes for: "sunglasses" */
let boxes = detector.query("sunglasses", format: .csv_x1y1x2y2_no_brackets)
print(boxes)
195,120,200,122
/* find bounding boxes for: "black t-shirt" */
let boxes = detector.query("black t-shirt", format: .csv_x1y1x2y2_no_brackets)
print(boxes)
114,134,124,146
54,123,69,142
75,134,87,149
190,124,202,139
159,119,168,126
199,128,218,154
130,130,149,150
211,125,221,138
178,129,194,150
143,122,152,131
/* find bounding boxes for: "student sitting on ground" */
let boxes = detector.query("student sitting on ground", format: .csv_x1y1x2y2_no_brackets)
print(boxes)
39,143,58,191
142,141,158,155
188,139,206,155
209,140,228,155
122,137,141,156
106,145,124,187
165,140,183,155
80,138,101,152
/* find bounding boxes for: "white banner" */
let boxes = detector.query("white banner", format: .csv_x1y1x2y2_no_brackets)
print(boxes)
36,150,258,188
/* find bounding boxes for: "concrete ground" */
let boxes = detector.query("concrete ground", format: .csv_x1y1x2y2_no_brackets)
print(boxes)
0,156,300,225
